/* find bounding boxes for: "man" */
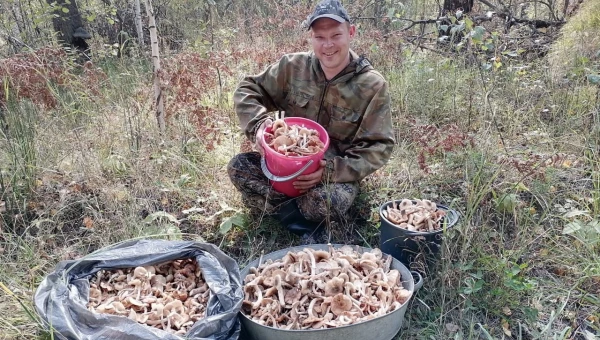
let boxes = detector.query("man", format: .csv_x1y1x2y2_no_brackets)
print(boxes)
228,0,395,243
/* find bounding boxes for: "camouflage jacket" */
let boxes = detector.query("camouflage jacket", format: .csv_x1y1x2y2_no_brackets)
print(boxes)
234,50,395,183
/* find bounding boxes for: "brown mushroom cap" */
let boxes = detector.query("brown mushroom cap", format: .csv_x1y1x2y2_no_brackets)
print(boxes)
399,199,413,209
361,252,378,262
312,250,330,262
359,259,378,273
324,277,345,297
419,199,437,211
330,293,353,316
284,287,302,305
150,274,166,290
387,270,400,286
394,288,412,304
133,266,148,279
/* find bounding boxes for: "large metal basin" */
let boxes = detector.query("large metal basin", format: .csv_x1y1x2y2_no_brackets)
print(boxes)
239,244,423,340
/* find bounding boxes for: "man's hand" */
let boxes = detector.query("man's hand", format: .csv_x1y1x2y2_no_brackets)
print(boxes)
254,118,273,156
293,160,327,193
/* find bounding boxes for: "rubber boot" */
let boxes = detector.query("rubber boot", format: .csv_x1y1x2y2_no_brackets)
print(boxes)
273,200,319,237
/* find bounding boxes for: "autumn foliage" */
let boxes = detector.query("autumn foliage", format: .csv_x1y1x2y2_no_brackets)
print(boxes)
0,47,106,109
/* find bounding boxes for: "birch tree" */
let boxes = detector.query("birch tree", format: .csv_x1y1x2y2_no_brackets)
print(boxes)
143,0,165,133
134,0,144,48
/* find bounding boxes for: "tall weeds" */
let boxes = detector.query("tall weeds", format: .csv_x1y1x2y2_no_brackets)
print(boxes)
0,99,38,217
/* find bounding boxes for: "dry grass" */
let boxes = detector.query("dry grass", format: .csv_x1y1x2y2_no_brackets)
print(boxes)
548,0,600,81
1,5,599,340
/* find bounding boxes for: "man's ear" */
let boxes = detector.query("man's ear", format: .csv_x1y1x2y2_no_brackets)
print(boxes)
348,24,356,38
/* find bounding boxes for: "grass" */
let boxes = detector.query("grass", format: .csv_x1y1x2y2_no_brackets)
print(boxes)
1,11,600,340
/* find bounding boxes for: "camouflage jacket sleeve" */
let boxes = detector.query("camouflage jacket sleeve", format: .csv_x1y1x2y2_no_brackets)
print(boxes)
325,79,395,183
233,58,287,142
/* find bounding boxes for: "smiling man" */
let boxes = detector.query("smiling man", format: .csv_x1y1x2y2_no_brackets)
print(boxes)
228,0,395,244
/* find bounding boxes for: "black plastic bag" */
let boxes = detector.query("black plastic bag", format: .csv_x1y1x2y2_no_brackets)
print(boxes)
34,239,243,340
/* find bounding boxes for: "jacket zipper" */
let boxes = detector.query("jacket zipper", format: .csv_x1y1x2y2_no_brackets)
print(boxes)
316,69,355,124
315,55,367,124
316,80,329,125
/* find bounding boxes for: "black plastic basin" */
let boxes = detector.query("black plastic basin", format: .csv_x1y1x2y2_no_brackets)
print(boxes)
379,200,459,268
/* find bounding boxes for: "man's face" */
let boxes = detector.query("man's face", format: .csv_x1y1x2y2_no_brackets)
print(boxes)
310,18,356,77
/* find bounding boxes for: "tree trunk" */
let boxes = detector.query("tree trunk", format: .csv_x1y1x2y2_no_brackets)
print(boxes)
10,2,25,38
134,0,144,48
143,0,165,133
443,0,474,13
45,0,90,56
373,0,383,28
5,1,23,53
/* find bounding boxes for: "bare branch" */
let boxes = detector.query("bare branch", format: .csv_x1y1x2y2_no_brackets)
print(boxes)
405,36,453,57
477,0,499,10
563,0,570,18
401,18,443,31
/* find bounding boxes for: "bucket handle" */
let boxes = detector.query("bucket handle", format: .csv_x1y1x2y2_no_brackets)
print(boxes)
260,157,314,182
411,271,424,292
443,208,459,228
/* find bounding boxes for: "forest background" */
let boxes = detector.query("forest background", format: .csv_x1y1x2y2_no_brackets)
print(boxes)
0,0,599,339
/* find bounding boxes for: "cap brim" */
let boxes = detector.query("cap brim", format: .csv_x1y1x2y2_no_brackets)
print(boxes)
308,14,346,29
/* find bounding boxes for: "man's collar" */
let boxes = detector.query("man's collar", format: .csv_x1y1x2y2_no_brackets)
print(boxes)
311,49,368,82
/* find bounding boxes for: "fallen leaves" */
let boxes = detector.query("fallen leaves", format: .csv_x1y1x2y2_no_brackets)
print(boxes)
445,323,460,333
501,319,512,337
83,216,94,229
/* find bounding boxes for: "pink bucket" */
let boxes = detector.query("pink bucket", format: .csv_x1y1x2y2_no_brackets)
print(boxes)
259,117,330,197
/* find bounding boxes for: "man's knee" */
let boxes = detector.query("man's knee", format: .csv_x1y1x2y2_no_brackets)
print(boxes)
296,182,359,221
228,152,248,174
228,152,259,180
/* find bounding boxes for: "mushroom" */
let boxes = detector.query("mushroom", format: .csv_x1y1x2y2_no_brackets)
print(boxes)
330,293,353,316
311,312,333,329
163,298,185,316
315,260,339,275
242,246,412,329
324,277,344,297
133,266,149,279
150,274,167,293
265,119,324,156
385,199,446,232
387,269,400,286
398,199,413,209
301,298,324,326
394,288,412,304
299,279,312,295
245,283,264,309
128,309,149,323
312,250,330,262
122,296,145,310
89,286,102,304
88,258,207,334
284,287,301,305
167,312,189,330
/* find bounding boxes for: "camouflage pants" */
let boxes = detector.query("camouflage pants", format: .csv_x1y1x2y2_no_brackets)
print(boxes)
227,152,359,222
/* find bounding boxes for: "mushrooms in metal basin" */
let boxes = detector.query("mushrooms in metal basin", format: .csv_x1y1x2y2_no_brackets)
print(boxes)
241,245,412,329
87,258,209,335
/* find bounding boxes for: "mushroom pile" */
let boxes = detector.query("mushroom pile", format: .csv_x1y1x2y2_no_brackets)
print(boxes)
242,245,412,329
264,119,325,156
382,199,447,232
87,258,209,335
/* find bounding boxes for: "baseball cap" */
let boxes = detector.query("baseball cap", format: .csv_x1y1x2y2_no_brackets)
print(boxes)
305,0,351,30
